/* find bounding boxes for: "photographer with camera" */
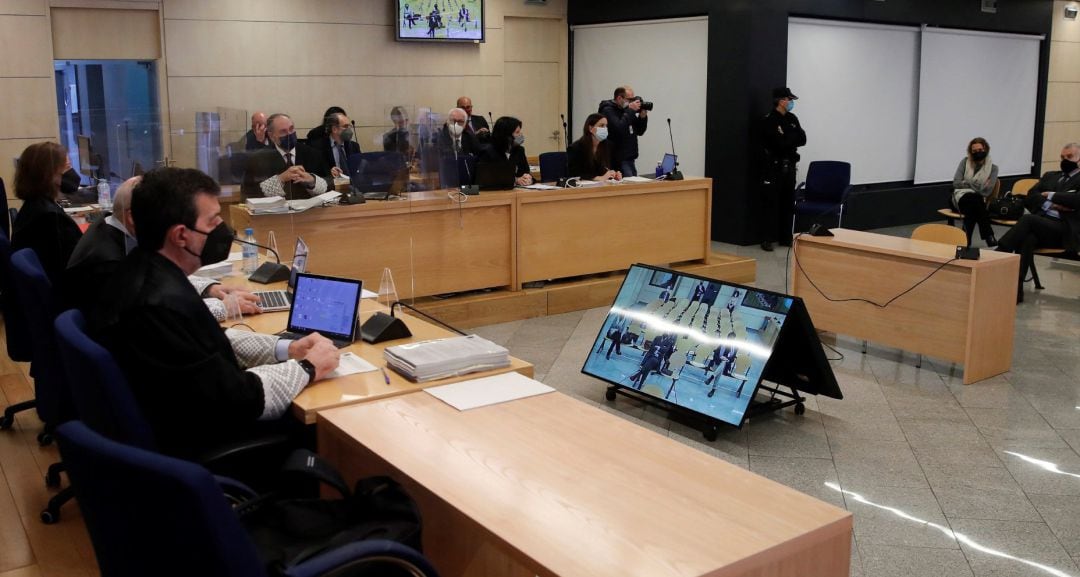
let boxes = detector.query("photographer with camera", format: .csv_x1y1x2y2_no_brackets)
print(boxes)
598,85,650,176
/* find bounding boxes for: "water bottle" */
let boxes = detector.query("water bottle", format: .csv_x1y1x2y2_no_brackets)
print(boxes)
97,179,112,211
655,162,663,178
242,227,258,273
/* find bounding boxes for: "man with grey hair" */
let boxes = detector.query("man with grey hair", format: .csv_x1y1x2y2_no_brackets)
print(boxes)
242,113,330,198
997,142,1080,302
65,176,261,317
437,107,480,156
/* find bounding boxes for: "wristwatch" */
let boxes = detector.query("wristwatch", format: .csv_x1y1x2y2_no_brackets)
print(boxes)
297,359,317,384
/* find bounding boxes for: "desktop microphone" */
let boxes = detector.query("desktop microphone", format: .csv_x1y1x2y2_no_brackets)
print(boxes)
666,118,684,181
487,111,493,126
560,114,569,150
232,235,291,283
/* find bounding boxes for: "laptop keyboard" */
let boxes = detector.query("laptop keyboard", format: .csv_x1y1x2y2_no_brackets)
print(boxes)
254,291,289,310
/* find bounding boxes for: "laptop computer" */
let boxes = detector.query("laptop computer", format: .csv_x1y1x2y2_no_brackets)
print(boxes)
660,153,677,176
277,272,363,348
252,237,308,312
476,160,516,191
348,153,408,201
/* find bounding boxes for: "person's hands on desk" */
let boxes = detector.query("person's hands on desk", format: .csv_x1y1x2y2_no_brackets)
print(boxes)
279,165,315,186
216,287,262,316
515,173,533,186
597,169,622,182
289,332,341,381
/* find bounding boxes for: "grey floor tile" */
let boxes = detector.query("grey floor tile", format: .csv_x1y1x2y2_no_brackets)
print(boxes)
966,407,1068,450
746,410,831,459
912,444,1006,469
468,319,523,347
899,420,986,449
830,437,929,490
821,403,907,442
946,380,1032,410
859,543,974,577
1029,494,1080,556
948,518,1079,577
921,463,1040,522
748,455,844,507
1001,447,1080,496
845,485,958,549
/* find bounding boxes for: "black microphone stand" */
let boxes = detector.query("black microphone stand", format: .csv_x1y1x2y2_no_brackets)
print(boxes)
666,118,684,180
560,114,569,150
233,235,290,283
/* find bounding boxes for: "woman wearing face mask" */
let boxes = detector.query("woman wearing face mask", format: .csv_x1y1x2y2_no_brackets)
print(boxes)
480,116,533,186
951,137,999,247
11,141,83,284
567,113,621,182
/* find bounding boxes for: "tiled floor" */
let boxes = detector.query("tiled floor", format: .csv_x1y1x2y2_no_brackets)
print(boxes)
471,225,1080,577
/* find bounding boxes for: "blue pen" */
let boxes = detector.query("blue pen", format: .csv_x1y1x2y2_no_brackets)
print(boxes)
381,367,391,385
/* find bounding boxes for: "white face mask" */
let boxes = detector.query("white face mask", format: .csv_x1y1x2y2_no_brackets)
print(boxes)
449,123,464,137
595,127,608,141
513,133,525,147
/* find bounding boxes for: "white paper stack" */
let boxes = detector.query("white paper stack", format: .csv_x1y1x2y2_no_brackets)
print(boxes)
384,335,510,382
287,191,341,213
245,196,288,214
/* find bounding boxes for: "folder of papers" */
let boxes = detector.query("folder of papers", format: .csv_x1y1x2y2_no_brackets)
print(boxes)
384,335,510,382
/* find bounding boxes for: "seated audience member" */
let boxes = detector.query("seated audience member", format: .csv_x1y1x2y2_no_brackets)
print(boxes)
457,96,490,141
305,106,346,142
88,167,340,460
11,142,83,284
951,137,999,247
567,113,622,182
239,111,273,151
996,143,1080,303
65,176,261,318
242,113,330,199
480,116,533,186
312,112,361,179
437,107,481,157
382,106,413,158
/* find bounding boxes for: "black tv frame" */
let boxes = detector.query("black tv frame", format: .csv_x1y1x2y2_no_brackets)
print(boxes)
584,264,842,441
395,0,487,44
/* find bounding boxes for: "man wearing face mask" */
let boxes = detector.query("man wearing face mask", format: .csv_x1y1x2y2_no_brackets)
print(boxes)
996,143,1080,303
437,107,481,157
88,167,340,461
598,86,649,177
65,176,262,317
757,87,806,252
242,113,330,199
382,106,414,158
312,112,362,179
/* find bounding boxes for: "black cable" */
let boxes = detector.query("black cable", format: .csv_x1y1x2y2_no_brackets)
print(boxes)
792,236,960,309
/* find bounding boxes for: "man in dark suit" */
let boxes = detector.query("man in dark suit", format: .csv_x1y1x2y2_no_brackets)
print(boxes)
304,106,346,142
242,113,330,199
437,107,481,156
456,96,490,142
997,143,1080,302
238,111,272,151
311,112,361,180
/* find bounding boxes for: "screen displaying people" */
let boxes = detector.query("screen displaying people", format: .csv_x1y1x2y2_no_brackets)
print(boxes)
582,265,793,427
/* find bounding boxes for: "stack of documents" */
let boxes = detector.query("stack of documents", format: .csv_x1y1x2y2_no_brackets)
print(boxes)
287,191,341,213
384,335,510,382
245,196,288,214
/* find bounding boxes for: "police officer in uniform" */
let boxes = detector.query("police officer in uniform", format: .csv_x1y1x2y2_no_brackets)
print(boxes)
758,87,806,252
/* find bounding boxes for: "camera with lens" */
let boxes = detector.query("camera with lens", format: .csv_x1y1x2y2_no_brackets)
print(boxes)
632,96,654,111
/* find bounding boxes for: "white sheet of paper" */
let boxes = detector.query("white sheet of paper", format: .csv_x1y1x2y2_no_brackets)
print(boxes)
522,183,561,190
424,372,555,411
325,352,377,379
621,176,653,183
362,289,378,299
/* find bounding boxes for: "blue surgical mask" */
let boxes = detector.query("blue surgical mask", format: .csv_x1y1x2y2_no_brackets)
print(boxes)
513,134,525,147
785,100,795,112
277,132,297,152
595,127,608,141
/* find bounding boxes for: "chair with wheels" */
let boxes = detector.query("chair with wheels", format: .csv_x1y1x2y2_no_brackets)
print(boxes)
792,161,852,234
56,420,441,577
10,248,76,523
911,223,969,246
0,229,35,429
538,151,568,183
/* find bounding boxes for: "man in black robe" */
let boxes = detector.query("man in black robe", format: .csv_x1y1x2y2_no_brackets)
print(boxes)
88,168,340,460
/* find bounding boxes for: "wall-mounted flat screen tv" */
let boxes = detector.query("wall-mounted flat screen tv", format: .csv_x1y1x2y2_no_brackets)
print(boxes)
397,1,485,43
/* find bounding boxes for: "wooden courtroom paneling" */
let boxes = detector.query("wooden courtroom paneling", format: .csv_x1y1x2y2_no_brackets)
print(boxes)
0,16,51,76
51,7,161,60
1045,82,1080,123
1050,37,1080,83
0,0,44,16
0,79,59,141
504,61,561,153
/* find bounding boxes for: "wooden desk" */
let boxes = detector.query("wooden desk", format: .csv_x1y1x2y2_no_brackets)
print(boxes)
220,284,533,424
318,392,852,577
791,229,1020,384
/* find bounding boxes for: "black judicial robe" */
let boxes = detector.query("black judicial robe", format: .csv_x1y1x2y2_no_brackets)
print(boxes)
88,248,266,459
63,218,126,312
11,196,83,286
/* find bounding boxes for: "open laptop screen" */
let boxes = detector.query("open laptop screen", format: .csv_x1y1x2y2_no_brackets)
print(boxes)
661,153,677,175
286,273,362,343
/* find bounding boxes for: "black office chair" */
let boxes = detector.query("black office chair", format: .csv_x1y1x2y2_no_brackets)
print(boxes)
792,160,852,234
539,151,568,183
438,154,477,188
56,420,441,577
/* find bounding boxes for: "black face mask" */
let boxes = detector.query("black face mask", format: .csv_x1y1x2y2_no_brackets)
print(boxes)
183,222,234,266
60,168,81,195
971,150,988,162
1062,159,1079,175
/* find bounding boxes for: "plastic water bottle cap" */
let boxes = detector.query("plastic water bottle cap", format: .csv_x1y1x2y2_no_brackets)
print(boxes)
245,228,254,236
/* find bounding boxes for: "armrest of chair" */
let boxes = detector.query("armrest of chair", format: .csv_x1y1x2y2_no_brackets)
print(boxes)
197,433,292,468
284,539,440,577
794,181,807,200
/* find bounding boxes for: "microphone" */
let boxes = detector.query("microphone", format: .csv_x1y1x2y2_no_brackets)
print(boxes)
487,111,493,126
232,235,291,283
666,118,684,181
560,114,569,150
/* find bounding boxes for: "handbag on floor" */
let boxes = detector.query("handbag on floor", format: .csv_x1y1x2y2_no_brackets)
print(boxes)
989,193,1026,220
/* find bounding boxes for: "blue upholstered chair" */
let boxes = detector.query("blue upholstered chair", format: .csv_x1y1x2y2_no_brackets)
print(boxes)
0,230,34,430
792,160,853,234
347,151,407,193
56,420,441,577
538,151,568,183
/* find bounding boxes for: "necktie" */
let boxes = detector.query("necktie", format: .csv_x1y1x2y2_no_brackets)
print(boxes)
284,152,294,167
337,144,348,170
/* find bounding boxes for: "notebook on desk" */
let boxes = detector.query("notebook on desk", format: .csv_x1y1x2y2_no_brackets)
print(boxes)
278,272,362,348
251,237,308,312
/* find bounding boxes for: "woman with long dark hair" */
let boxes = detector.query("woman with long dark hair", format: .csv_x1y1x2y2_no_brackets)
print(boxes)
951,136,999,247
482,116,533,186
567,113,621,182
11,141,83,283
